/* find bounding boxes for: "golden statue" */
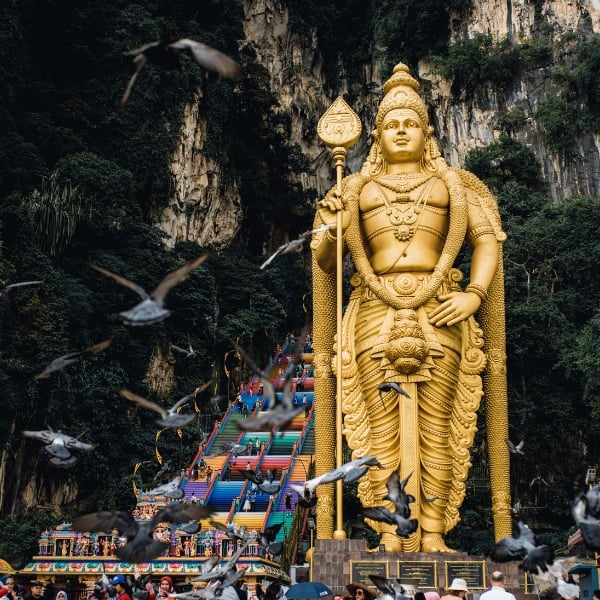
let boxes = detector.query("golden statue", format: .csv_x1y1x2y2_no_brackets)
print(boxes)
311,63,511,552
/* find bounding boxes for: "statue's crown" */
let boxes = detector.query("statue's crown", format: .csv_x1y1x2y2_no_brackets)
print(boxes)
376,63,428,130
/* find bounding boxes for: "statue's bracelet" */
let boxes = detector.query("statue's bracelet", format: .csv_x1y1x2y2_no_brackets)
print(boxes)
465,283,488,302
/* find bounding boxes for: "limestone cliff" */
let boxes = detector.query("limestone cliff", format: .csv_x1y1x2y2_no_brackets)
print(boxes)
161,0,600,245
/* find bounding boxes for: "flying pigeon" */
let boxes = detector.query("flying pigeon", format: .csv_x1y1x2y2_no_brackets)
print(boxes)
152,460,172,481
383,471,416,519
35,339,112,379
369,575,411,600
0,280,43,302
572,492,600,551
361,504,419,538
244,469,280,495
144,475,182,496
489,520,554,573
171,342,196,358
119,388,200,429
71,502,212,562
22,427,95,459
377,381,411,408
260,225,333,269
90,254,209,326
121,39,242,106
257,522,283,556
506,438,525,455
232,330,308,431
209,520,247,542
210,394,228,415
297,488,317,509
290,456,381,495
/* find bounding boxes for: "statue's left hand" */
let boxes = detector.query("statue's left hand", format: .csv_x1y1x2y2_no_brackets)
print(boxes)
429,291,481,327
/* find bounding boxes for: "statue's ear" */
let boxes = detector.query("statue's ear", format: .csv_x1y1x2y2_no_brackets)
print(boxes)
371,128,379,140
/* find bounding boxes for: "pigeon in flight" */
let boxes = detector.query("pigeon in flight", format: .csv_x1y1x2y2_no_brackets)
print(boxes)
152,460,171,482
244,468,280,494
192,540,249,582
506,438,525,455
572,491,600,551
257,522,283,556
210,394,228,415
90,254,209,326
220,441,251,457
171,342,196,358
144,475,182,496
361,503,418,539
35,339,112,379
377,382,411,408
368,575,411,600
71,502,212,562
297,488,317,509
260,225,333,269
232,330,308,431
290,456,381,496
360,470,418,538
209,520,247,542
121,38,242,106
119,382,210,429
383,471,416,519
489,520,554,573
22,427,95,460
0,280,43,302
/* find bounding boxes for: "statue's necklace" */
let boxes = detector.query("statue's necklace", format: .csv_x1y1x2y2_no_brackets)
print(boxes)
374,174,435,242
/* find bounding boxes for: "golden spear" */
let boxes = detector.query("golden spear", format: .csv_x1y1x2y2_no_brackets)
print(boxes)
317,97,361,538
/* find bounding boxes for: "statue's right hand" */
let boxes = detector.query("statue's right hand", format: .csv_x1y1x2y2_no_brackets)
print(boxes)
316,191,351,236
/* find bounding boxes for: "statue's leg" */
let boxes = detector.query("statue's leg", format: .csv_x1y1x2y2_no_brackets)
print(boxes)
418,329,461,553
353,303,405,551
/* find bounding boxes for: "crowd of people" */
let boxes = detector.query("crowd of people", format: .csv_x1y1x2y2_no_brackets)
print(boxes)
335,573,521,600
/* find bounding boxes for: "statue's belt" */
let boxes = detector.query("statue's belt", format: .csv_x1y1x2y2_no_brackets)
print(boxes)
351,270,455,302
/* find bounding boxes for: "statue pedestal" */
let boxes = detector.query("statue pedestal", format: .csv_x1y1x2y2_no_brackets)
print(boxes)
310,539,533,600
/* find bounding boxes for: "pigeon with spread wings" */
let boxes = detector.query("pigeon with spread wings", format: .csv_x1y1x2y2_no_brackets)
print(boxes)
290,456,381,496
260,225,333,269
0,280,43,302
90,254,208,326
35,339,112,379
489,520,554,573
120,381,211,429
71,502,211,562
22,427,95,460
122,39,242,106
232,327,309,431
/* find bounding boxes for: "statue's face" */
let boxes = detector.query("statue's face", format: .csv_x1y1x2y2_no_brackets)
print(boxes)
379,108,426,164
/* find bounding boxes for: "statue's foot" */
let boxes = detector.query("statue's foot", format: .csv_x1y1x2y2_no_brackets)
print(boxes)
421,535,457,553
378,533,404,552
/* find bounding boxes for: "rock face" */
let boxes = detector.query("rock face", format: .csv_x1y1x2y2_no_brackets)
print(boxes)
161,0,600,244
159,90,243,249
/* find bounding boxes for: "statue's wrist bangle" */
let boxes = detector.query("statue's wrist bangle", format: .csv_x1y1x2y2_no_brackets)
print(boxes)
325,228,344,243
466,283,488,302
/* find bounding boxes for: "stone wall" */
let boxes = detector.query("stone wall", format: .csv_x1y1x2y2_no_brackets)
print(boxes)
310,539,530,600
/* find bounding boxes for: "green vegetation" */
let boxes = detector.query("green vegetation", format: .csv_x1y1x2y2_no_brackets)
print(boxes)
429,33,520,98
535,33,600,156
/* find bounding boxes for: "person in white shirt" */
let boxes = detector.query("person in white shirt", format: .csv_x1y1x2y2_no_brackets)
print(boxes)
479,572,516,600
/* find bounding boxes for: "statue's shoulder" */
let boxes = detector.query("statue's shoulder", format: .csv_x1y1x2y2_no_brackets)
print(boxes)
451,167,506,241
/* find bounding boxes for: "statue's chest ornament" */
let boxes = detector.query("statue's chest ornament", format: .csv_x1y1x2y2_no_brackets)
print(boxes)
374,174,435,242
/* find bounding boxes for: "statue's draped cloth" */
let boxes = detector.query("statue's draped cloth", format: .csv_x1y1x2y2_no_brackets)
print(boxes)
337,269,486,550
